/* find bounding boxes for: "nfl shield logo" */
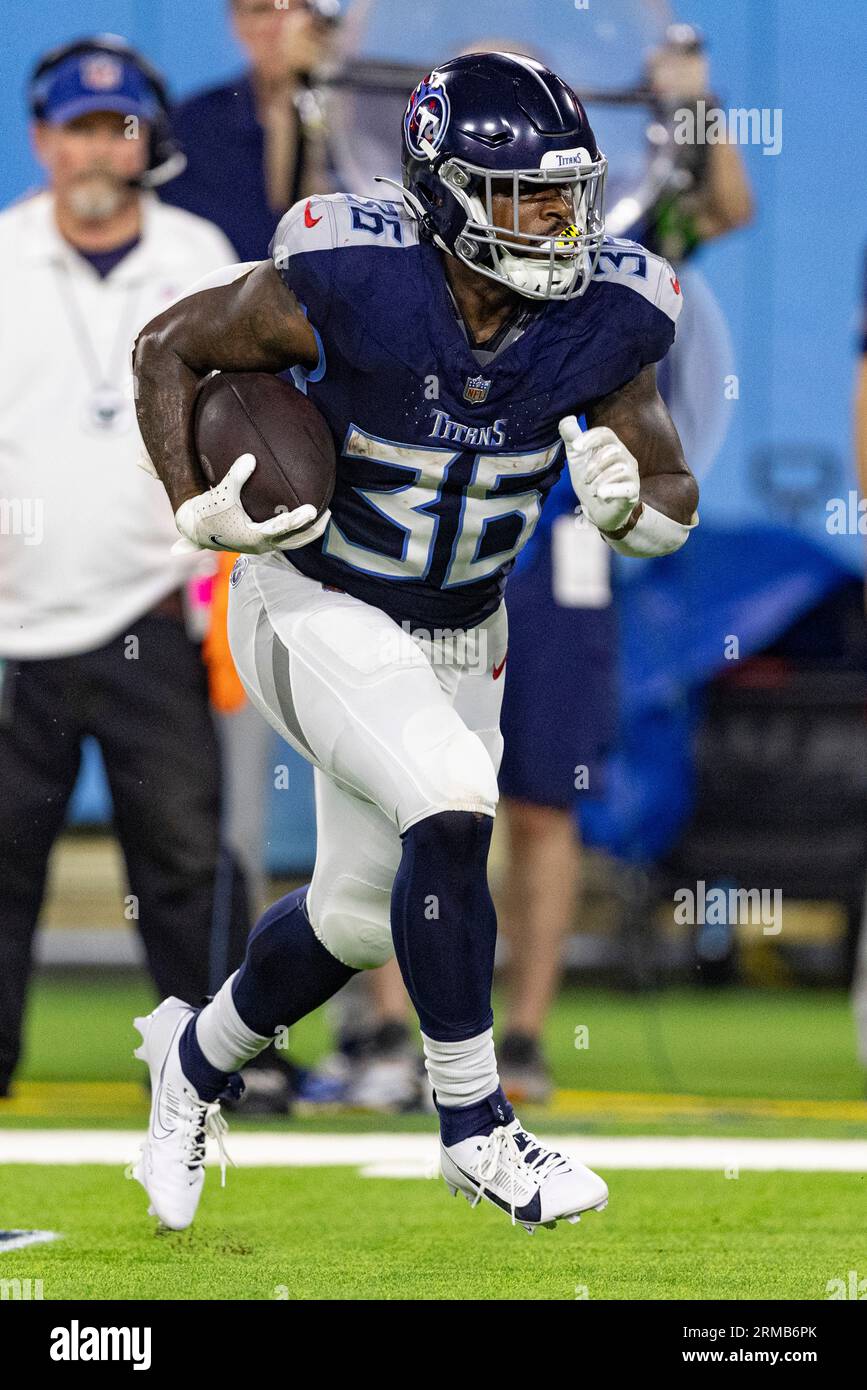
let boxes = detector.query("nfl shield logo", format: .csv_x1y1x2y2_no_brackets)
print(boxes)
80,55,123,92
463,374,492,405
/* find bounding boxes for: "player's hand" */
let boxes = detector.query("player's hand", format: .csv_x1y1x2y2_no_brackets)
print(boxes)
172,453,330,556
559,419,641,534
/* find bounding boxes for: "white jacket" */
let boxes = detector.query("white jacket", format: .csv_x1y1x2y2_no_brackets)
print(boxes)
0,190,236,658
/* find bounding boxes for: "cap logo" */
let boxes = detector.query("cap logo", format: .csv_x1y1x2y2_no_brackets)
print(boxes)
80,54,123,92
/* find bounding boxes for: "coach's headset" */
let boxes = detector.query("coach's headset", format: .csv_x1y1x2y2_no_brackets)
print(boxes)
29,34,186,188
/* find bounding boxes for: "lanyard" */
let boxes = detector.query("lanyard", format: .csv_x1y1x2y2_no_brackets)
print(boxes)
52,256,144,434
52,255,144,390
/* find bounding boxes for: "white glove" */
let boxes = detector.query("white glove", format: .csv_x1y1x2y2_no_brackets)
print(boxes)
173,453,331,556
559,418,641,534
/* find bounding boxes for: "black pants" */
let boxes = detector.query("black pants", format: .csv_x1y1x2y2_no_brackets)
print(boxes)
0,612,250,1089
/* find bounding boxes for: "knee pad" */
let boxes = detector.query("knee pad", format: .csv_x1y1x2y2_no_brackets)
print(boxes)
307,872,395,971
400,706,499,825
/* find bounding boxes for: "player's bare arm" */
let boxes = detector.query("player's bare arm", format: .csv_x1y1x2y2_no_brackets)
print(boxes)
133,260,318,511
585,362,699,535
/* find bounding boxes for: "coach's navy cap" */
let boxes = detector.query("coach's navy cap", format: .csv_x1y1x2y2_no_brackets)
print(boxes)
34,49,159,125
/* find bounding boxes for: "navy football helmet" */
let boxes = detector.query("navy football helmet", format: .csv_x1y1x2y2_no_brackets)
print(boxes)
396,52,607,301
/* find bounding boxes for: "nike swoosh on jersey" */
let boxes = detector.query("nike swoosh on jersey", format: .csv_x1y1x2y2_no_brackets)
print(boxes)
492,652,508,680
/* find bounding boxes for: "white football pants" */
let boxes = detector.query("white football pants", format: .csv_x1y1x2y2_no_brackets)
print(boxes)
226,552,507,969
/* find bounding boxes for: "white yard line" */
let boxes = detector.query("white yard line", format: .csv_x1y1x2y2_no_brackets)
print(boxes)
0,1130,866,1173
0,1230,60,1250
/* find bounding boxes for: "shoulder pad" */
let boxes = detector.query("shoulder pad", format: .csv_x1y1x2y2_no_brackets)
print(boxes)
593,237,683,324
271,191,418,267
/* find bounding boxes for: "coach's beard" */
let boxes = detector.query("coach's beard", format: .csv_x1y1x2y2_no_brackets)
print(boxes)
66,171,130,223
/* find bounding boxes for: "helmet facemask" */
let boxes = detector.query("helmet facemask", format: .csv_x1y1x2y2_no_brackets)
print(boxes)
435,152,607,301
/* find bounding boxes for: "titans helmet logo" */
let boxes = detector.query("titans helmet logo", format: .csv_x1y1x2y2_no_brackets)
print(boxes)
404,76,450,160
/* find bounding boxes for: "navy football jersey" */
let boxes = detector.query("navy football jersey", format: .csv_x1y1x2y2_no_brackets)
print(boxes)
269,193,682,628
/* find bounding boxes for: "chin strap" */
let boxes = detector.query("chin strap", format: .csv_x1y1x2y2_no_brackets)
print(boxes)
498,248,587,296
373,174,425,221
373,175,452,255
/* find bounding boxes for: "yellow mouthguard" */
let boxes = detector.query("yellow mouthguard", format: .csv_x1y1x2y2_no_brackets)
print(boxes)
554,223,583,253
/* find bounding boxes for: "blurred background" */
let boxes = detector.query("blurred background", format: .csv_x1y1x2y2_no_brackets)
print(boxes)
1,0,866,1127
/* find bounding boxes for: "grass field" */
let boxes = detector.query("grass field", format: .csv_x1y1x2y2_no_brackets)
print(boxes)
4,1166,866,1301
2,975,866,1300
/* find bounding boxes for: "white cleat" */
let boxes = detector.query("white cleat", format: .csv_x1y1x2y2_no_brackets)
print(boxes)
441,1117,608,1231
127,996,232,1231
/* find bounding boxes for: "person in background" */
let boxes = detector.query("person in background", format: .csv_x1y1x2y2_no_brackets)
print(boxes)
850,244,867,1075
497,23,753,1102
0,36,248,1098
161,0,339,260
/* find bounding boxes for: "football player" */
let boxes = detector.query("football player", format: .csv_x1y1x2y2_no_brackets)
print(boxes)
130,51,698,1232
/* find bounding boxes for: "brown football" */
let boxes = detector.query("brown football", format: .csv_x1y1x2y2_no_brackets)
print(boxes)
192,371,336,524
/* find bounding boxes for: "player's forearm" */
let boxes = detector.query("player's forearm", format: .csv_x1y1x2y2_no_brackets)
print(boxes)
133,286,265,512
604,470,699,540
133,264,318,512
603,478,697,542
133,331,208,512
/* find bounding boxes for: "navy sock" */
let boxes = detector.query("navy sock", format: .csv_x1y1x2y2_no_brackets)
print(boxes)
179,887,357,1100
231,885,358,1036
178,1014,230,1103
390,810,496,1041
437,1086,515,1146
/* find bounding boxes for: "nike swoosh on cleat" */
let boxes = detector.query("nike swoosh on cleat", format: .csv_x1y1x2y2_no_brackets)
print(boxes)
304,200,322,228
151,1014,189,1141
449,1159,542,1224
